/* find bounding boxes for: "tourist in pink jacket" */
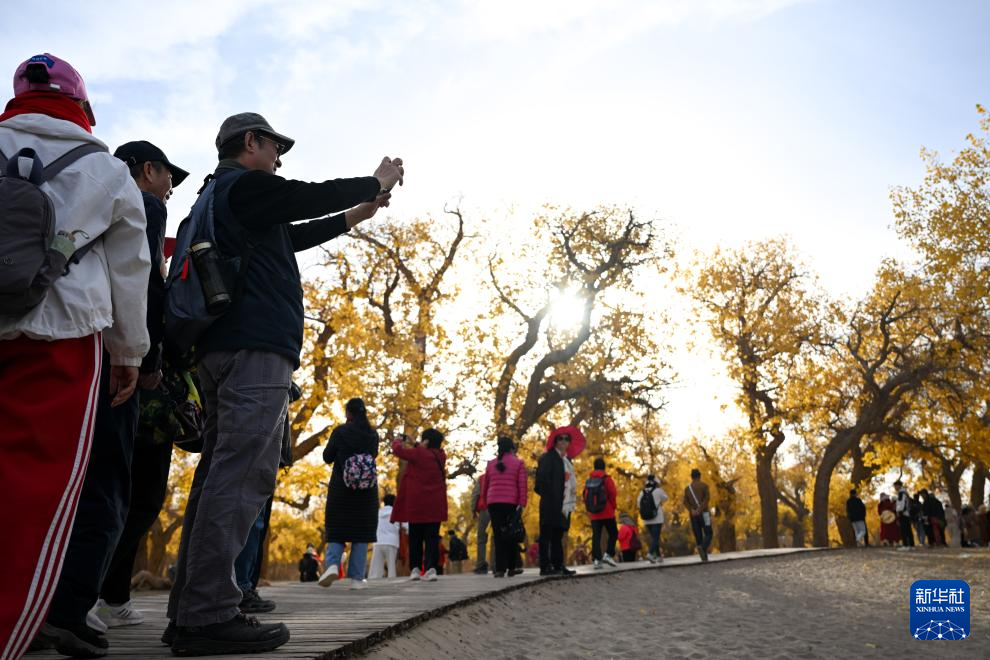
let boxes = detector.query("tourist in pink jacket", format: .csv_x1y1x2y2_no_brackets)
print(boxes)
484,437,528,577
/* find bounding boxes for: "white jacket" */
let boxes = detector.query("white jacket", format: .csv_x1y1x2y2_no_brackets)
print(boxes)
376,505,402,547
641,485,669,525
0,114,150,366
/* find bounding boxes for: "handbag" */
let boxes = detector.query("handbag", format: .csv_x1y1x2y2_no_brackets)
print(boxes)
501,509,526,545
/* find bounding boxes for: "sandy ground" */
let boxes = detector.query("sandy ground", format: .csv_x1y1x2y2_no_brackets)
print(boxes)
358,549,990,659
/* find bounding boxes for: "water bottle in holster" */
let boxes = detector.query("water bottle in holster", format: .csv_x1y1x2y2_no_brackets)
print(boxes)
188,241,231,315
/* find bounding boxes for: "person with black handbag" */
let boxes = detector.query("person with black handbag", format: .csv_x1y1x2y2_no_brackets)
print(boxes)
484,437,528,577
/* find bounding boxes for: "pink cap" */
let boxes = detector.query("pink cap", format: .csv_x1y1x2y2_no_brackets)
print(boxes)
13,53,96,126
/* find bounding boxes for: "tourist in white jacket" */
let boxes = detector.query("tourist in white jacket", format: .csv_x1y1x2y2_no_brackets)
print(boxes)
368,494,404,579
640,475,669,563
0,53,149,660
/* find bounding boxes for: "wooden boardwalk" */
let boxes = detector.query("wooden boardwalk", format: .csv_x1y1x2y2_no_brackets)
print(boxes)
31,547,817,659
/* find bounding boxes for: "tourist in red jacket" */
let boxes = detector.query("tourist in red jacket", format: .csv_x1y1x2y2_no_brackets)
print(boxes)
391,429,448,581
585,457,619,568
484,437,528,577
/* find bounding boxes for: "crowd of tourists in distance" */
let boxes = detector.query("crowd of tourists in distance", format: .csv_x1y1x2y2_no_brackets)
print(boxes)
851,480,990,549
310,421,716,592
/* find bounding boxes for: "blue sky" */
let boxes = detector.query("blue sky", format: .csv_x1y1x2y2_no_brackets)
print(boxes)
4,0,989,438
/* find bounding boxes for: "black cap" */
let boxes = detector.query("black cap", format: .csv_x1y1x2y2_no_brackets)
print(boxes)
113,140,189,187
215,112,294,154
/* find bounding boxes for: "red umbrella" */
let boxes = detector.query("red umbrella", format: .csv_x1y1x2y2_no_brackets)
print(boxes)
545,425,586,459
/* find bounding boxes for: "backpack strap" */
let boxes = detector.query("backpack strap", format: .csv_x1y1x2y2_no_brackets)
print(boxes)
57,144,110,271
1,148,45,184
42,143,108,181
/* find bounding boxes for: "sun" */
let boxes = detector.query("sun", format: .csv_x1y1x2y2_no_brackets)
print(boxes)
547,287,588,333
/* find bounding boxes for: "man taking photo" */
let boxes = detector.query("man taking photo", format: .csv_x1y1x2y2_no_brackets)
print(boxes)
166,112,403,657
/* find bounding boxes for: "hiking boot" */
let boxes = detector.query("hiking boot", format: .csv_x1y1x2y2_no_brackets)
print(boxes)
162,620,176,646
593,559,603,569
44,622,109,658
424,568,438,581
409,568,422,581
318,564,340,588
239,589,276,614
602,554,617,567
171,614,289,657
96,599,145,627
27,625,58,652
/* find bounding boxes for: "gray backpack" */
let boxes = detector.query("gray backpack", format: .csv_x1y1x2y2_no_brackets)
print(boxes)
0,144,107,315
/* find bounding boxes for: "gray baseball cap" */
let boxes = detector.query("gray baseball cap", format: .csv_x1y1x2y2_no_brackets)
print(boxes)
215,112,295,154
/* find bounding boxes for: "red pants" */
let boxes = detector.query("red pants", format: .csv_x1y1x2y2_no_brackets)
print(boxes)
929,516,945,545
0,334,101,660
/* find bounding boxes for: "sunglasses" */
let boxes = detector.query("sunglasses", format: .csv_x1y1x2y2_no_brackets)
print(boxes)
256,133,286,155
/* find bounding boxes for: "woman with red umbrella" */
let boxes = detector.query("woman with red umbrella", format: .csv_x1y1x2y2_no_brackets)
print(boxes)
535,426,585,576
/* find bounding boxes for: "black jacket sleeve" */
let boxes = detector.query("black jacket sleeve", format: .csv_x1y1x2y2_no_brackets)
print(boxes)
323,426,341,465
140,194,167,374
228,170,380,231
287,213,350,252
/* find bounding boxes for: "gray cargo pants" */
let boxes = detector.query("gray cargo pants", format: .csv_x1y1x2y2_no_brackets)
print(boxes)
475,508,490,570
166,350,292,627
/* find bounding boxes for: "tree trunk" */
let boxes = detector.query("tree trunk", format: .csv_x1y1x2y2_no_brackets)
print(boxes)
755,449,779,548
835,515,856,548
133,533,150,573
792,520,804,547
812,430,856,547
971,463,987,508
717,521,737,552
791,509,808,547
941,460,964,513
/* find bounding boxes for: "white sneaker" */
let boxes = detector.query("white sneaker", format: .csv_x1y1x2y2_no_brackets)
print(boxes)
86,602,108,633
318,564,340,587
645,553,657,564
100,600,144,627
593,560,603,569
349,579,368,590
602,554,617,567
424,568,438,581
409,568,422,581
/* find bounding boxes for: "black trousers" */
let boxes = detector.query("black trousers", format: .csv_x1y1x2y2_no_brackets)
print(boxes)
100,438,173,604
591,517,618,560
539,524,565,570
487,503,520,573
408,522,441,572
48,359,139,627
899,516,915,546
690,514,713,552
